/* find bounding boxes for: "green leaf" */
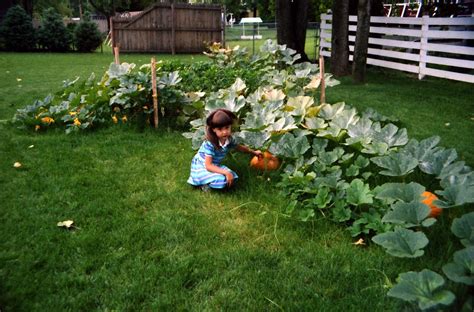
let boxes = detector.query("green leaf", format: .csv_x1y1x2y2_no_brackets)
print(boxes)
318,102,345,120
304,117,327,130
451,212,474,247
419,148,457,176
286,96,314,117
373,123,408,148
229,77,246,94
382,202,431,228
331,200,352,222
269,132,310,159
402,136,441,162
330,107,359,130
442,246,474,285
346,164,360,177
372,228,429,258
371,153,418,176
311,138,329,154
375,182,425,203
388,269,455,310
346,179,373,206
314,187,332,208
237,131,270,149
435,183,474,208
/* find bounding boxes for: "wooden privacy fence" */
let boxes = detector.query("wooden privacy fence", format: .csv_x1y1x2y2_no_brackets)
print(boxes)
111,3,223,53
320,14,474,83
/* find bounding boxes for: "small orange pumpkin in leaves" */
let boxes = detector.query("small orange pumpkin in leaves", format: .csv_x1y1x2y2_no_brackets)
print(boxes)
250,151,280,171
421,191,442,218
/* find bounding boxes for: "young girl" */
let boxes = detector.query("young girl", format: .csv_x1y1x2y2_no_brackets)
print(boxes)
187,109,262,190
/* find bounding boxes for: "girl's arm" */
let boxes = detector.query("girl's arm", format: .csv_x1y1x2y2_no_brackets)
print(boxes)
204,155,235,186
235,144,263,157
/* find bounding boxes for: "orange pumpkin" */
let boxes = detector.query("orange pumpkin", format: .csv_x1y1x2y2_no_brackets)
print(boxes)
421,191,442,218
250,151,280,171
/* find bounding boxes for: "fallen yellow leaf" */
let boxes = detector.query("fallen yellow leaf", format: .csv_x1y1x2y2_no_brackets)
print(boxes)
353,238,365,246
57,220,74,228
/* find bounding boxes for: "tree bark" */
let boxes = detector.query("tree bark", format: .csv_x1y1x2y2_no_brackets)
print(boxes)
352,0,371,83
330,0,350,76
276,0,310,62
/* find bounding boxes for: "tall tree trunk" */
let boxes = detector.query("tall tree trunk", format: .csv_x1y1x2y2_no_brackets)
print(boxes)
276,0,310,62
352,0,371,83
330,0,350,76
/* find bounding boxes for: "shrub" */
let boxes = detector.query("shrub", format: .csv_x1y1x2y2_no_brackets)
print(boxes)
0,5,36,51
74,14,103,52
36,8,71,52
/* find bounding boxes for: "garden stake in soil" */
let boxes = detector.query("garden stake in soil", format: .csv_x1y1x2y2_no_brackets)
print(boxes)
151,57,159,128
319,55,326,104
114,46,120,64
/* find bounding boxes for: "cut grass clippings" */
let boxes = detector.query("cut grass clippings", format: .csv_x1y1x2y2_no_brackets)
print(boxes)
1,51,473,311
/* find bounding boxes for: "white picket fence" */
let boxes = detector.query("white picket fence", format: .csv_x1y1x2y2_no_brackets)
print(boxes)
320,14,474,83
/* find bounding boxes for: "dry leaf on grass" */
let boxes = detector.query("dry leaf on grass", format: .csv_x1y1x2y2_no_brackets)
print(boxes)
353,238,365,246
57,220,75,229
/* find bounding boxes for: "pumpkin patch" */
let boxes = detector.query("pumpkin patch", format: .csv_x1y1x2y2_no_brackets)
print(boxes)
421,191,442,218
250,151,280,171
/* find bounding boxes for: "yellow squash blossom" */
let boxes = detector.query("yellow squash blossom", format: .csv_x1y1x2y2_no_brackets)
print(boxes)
112,115,118,124
73,118,81,126
122,116,127,123
41,116,55,124
69,111,77,116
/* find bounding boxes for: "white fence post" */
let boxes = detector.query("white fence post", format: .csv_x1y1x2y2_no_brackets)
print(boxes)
418,15,429,80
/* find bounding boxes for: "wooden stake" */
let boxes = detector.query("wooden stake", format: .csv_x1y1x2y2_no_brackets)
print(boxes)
319,55,326,104
114,46,120,64
151,57,159,128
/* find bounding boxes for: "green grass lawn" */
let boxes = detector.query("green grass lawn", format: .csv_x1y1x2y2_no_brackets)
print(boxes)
1,52,473,311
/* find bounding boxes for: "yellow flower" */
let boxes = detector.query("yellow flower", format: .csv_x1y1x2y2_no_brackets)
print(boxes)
41,116,55,124
122,116,127,123
112,115,118,124
73,118,81,126
35,125,40,131
69,111,77,116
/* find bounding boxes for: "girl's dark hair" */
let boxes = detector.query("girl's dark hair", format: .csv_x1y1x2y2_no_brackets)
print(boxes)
205,109,236,149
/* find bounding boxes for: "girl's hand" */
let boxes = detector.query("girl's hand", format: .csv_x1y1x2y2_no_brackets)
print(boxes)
225,171,234,187
254,150,263,159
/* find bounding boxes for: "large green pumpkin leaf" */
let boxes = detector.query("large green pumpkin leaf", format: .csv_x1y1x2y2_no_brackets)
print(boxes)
269,132,310,159
346,179,373,206
375,182,425,203
266,115,298,133
330,107,359,130
318,102,345,120
304,117,327,130
372,227,428,258
419,148,457,176
382,201,432,228
371,153,419,176
442,246,474,286
435,183,474,208
451,212,474,247
388,270,455,310
237,131,270,149
373,123,408,147
402,136,441,161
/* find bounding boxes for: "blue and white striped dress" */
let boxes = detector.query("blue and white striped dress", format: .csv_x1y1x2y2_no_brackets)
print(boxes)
187,138,238,189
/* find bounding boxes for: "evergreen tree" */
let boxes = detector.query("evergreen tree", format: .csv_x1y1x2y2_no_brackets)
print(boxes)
74,14,103,52
37,8,71,52
0,5,36,52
